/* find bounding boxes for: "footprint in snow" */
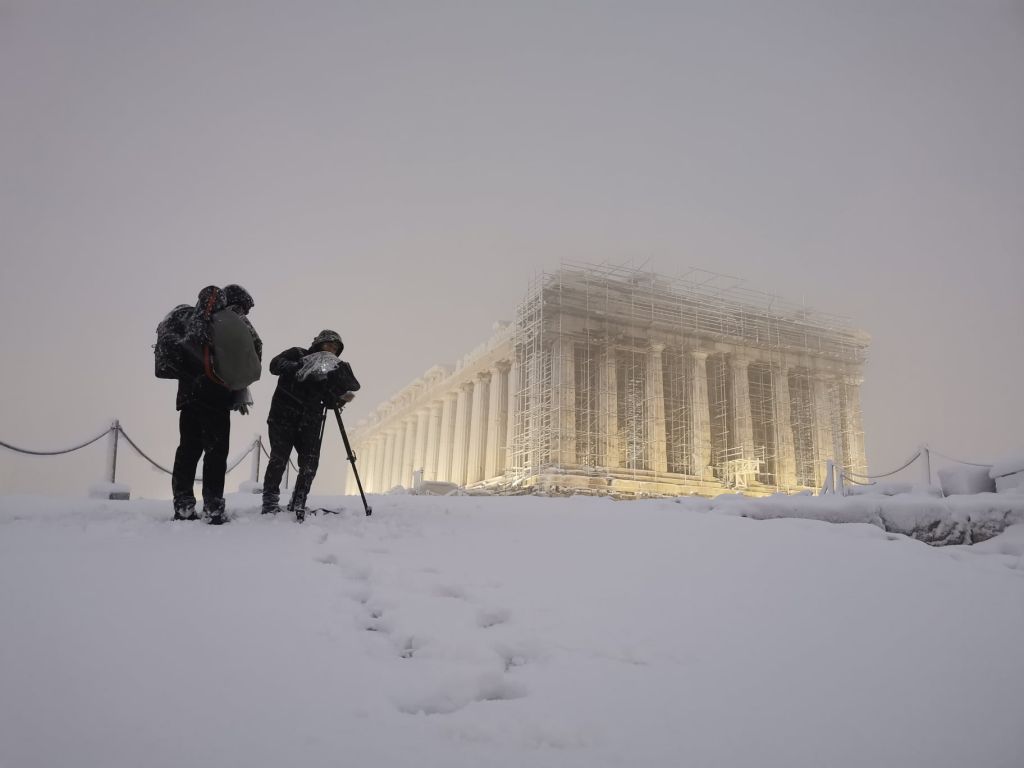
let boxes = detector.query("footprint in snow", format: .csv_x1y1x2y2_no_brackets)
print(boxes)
434,584,468,600
394,674,527,716
476,607,510,629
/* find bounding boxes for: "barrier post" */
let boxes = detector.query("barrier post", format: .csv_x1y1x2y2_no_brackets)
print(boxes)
89,420,130,500
820,459,835,495
239,435,263,493
920,444,932,489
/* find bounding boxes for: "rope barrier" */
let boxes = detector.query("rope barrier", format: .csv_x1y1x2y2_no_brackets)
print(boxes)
841,451,922,480
118,425,255,477
4,422,996,497
838,472,874,486
929,449,993,468
1,420,310,498
225,442,256,474
0,428,110,457
116,425,174,475
259,439,298,473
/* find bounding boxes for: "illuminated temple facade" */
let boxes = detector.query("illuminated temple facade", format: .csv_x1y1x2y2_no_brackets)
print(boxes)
347,264,869,498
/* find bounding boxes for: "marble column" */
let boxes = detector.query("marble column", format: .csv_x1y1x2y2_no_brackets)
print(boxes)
400,417,417,489
505,357,519,473
812,373,836,487
466,371,491,485
729,354,755,458
451,382,473,486
484,362,510,479
437,392,457,482
364,438,380,493
424,401,443,481
391,425,407,490
372,435,387,493
646,343,668,474
371,436,385,492
553,336,576,466
688,350,711,478
360,438,378,494
599,345,620,468
413,410,430,482
772,364,798,488
382,430,397,492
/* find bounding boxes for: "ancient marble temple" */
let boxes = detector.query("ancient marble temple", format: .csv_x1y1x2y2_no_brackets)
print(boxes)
347,264,869,498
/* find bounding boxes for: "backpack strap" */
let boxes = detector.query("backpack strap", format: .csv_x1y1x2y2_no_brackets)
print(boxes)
202,290,220,319
202,303,227,388
203,344,228,387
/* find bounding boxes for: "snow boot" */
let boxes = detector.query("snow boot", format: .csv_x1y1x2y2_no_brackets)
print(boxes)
288,492,307,523
261,494,280,515
173,504,198,521
205,499,228,526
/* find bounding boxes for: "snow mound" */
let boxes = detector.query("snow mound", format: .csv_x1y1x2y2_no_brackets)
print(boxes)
674,491,1024,546
937,465,995,495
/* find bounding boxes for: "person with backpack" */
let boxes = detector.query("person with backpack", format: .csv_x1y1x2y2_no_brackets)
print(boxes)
262,329,360,521
156,284,262,524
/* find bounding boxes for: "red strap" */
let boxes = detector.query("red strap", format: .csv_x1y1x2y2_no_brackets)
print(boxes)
201,291,227,387
203,345,227,388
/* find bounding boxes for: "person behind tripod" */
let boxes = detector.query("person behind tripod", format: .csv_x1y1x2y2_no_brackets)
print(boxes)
262,329,360,521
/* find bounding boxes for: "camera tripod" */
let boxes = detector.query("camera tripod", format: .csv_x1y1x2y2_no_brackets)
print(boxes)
316,404,372,517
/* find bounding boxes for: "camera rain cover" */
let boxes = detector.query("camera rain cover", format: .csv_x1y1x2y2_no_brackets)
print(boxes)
296,351,341,382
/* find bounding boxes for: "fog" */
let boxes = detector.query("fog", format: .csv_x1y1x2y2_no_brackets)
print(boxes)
2,0,1022,498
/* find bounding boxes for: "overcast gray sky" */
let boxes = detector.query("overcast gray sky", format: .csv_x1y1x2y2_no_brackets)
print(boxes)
2,0,1022,499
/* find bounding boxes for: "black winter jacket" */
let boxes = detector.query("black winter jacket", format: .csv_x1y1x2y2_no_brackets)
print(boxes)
268,347,361,425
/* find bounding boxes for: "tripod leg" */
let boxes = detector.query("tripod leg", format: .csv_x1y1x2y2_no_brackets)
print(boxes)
334,407,372,516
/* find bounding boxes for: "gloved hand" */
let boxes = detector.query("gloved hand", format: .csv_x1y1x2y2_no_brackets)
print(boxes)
232,387,254,415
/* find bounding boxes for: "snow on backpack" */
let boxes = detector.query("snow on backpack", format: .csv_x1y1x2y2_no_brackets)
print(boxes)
153,304,194,379
205,309,262,391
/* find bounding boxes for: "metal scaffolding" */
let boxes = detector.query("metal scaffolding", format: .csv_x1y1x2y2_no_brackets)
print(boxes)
788,368,818,487
507,261,869,495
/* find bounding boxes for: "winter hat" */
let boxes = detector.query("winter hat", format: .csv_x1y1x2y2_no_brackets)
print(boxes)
310,329,343,353
224,284,254,313
195,285,227,319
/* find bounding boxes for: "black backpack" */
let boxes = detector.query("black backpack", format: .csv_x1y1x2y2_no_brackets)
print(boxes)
154,304,195,379
207,308,262,390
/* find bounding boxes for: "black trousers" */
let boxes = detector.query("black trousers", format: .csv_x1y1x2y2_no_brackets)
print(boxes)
171,405,230,511
263,416,322,509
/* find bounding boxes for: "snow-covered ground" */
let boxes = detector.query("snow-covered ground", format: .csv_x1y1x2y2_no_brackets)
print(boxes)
2,492,1022,768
